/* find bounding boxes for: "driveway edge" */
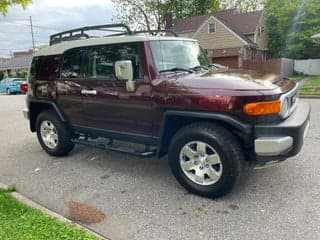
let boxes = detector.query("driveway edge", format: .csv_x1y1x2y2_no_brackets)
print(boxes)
299,95,320,99
0,182,108,240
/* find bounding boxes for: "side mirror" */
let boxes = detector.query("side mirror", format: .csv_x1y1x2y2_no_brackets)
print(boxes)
115,60,135,92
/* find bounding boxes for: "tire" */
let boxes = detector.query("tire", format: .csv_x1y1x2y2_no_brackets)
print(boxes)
36,110,75,156
6,88,11,95
168,122,243,198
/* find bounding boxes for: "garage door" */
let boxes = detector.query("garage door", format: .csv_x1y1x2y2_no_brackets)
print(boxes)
212,56,238,69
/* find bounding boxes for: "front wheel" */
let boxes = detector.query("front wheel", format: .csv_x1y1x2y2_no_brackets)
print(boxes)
168,123,243,198
6,88,11,95
36,110,75,156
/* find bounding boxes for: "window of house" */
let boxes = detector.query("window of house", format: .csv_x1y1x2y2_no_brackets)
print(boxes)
208,23,216,34
61,48,85,79
85,43,141,80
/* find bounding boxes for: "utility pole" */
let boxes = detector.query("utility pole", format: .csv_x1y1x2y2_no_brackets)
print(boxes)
29,16,35,51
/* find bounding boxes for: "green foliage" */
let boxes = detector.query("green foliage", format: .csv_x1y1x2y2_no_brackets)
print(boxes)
0,189,98,240
220,0,265,12
112,0,220,30
292,71,307,82
9,71,27,79
300,76,320,95
0,0,32,15
265,0,320,59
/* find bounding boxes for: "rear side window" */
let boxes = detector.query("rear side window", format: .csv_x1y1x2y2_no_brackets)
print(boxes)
61,48,85,79
38,56,61,80
85,43,141,80
29,57,41,82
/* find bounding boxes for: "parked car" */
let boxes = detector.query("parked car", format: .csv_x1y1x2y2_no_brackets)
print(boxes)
0,78,24,95
23,24,310,198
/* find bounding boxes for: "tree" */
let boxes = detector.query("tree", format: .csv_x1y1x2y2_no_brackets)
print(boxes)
264,0,320,59
0,0,31,15
112,0,220,30
220,0,264,12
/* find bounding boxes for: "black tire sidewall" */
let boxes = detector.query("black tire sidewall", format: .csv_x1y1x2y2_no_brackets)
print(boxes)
169,126,241,198
36,111,74,156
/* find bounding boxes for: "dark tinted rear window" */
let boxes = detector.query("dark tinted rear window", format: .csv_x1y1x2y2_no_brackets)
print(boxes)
38,55,61,80
29,57,41,82
61,48,85,79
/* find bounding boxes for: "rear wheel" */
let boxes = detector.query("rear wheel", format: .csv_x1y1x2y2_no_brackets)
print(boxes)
6,88,11,95
36,110,74,156
168,123,243,198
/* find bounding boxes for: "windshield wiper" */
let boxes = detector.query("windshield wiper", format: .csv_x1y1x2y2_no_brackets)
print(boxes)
189,65,209,71
159,67,193,73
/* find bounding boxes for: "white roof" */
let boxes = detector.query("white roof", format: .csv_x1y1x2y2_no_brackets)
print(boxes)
34,35,195,57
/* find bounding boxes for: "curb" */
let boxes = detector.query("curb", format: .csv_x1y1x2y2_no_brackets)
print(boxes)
0,182,108,240
299,95,320,99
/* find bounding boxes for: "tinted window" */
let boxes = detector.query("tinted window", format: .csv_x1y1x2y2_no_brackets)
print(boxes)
86,43,141,80
61,48,85,78
38,56,61,80
29,57,41,82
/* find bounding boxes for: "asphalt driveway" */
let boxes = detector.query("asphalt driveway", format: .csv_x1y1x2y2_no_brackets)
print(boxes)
0,95,319,240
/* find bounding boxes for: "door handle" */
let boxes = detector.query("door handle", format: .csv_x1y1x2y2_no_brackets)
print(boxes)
81,89,97,95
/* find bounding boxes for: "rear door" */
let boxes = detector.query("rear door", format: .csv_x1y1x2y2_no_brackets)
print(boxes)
79,42,154,136
57,48,88,126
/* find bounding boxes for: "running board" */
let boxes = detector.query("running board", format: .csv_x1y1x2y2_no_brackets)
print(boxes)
73,138,156,157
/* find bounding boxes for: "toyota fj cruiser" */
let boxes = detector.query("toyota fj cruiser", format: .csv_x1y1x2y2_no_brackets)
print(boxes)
23,24,310,198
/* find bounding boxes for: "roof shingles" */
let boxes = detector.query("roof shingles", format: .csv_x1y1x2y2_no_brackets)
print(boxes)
172,9,263,45
0,55,32,70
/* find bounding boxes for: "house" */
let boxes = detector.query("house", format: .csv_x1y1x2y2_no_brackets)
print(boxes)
0,55,32,78
13,49,34,58
311,33,320,44
169,9,268,68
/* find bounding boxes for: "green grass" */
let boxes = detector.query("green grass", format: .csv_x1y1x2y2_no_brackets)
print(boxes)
291,73,307,82
300,75,320,96
0,188,98,240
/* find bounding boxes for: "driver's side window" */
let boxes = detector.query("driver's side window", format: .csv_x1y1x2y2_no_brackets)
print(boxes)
85,43,142,80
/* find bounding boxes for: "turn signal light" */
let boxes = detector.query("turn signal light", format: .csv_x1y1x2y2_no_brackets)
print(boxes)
243,100,281,116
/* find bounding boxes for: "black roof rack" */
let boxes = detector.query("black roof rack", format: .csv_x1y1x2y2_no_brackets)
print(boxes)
49,24,178,45
133,29,178,37
49,24,133,45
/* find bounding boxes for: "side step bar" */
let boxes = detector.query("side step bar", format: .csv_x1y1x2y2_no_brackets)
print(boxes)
73,138,157,157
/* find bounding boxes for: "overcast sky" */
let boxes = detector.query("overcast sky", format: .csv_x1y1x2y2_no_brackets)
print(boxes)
0,0,115,57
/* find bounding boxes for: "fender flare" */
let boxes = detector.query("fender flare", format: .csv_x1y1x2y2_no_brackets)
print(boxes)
156,110,252,158
28,98,68,131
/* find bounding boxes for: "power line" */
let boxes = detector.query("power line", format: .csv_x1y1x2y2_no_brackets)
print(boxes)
1,22,63,31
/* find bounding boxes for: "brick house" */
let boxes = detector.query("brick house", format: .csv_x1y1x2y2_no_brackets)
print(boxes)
169,9,268,68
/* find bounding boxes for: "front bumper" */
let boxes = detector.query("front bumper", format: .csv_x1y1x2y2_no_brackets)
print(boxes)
253,101,310,162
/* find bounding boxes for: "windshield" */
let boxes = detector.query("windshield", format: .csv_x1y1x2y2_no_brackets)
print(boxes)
13,79,23,83
150,40,210,73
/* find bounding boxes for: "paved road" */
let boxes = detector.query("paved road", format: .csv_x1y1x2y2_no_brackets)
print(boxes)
0,95,319,240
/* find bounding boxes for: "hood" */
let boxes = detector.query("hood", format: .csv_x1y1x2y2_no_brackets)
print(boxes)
164,69,291,91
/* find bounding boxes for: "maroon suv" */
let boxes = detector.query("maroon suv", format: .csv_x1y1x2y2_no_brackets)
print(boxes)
23,24,310,198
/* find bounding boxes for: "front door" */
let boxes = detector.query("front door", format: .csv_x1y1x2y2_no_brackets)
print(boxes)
65,42,154,137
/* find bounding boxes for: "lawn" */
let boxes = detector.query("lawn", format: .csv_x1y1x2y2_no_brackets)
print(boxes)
299,75,320,96
0,188,98,240
292,73,307,82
